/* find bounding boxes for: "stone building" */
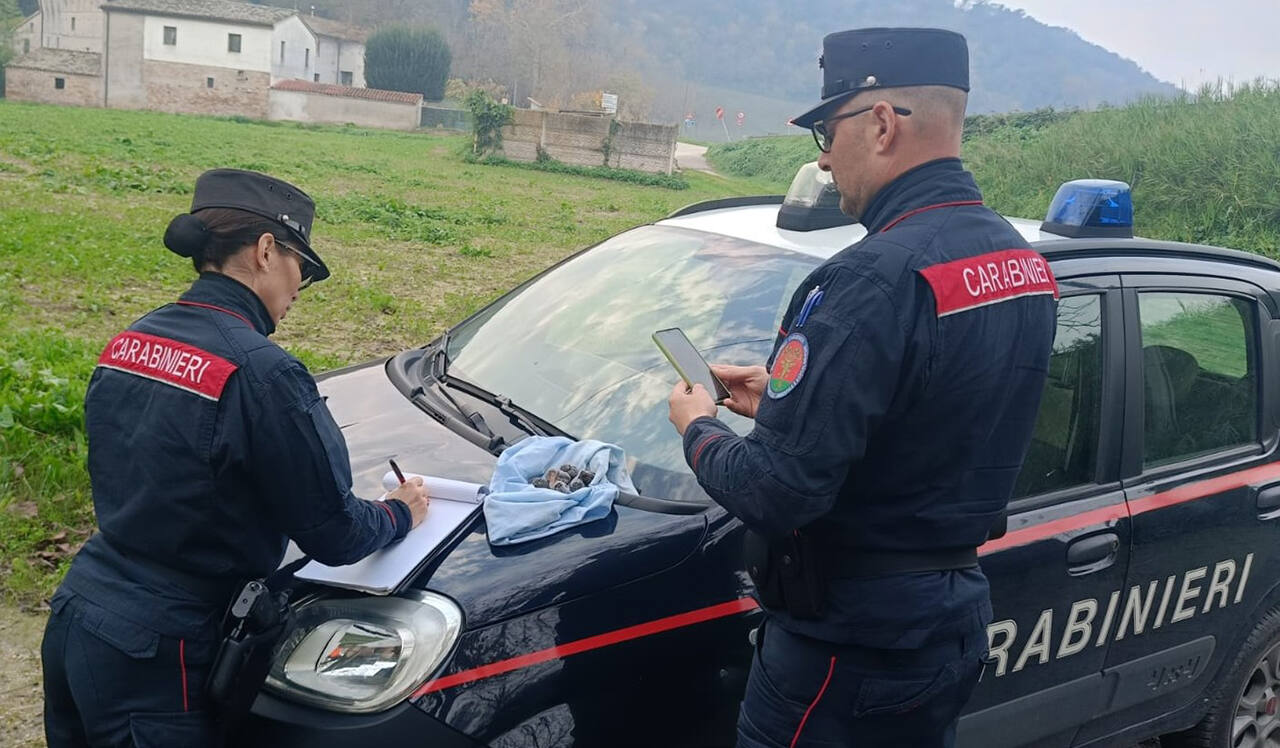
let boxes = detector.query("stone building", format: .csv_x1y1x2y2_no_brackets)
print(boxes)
5,48,101,106
5,0,370,119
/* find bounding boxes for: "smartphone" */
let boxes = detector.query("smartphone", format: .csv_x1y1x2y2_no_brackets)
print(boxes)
652,328,730,403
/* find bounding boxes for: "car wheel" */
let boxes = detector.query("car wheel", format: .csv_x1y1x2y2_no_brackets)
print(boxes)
1167,607,1280,748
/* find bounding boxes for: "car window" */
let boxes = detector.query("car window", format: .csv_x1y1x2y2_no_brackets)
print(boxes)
1014,294,1104,498
1139,292,1258,467
445,225,820,493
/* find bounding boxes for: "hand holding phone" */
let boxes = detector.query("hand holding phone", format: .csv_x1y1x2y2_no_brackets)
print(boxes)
653,328,730,403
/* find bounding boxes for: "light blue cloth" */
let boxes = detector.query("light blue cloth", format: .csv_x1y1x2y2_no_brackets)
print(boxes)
484,436,635,546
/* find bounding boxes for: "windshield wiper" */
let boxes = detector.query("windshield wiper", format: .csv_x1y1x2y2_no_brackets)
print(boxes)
419,334,505,451
428,341,571,441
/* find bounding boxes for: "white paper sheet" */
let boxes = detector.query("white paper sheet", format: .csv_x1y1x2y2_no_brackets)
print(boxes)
294,474,486,594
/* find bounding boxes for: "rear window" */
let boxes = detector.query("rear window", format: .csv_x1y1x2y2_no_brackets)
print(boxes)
1139,292,1258,467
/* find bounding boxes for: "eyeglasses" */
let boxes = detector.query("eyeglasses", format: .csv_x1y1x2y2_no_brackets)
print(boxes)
276,238,318,290
811,105,912,153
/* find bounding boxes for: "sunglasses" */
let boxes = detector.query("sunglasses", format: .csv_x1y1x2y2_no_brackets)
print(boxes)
276,238,319,290
811,105,912,153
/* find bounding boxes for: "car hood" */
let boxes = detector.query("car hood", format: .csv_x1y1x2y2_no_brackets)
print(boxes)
315,358,708,629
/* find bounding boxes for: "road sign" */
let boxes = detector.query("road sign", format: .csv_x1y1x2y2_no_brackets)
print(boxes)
602,92,619,114
715,107,724,120
736,111,745,126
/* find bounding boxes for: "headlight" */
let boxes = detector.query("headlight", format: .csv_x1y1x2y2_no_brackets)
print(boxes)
264,590,462,714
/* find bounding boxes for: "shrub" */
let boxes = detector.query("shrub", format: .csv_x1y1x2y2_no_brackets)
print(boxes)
364,25,451,101
466,89,513,156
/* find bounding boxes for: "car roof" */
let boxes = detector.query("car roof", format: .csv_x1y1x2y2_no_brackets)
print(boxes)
656,199,1063,262
656,197,1280,279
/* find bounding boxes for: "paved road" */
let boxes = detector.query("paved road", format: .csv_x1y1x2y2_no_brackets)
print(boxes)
675,141,718,174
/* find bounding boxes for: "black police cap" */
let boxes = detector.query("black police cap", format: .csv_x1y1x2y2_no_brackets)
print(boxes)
189,168,330,283
792,27,970,129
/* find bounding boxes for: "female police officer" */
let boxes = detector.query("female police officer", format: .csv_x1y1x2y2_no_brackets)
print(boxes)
40,168,430,747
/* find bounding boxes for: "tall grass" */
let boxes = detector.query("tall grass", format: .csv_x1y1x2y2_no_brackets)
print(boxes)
969,81,1280,255
707,82,1280,256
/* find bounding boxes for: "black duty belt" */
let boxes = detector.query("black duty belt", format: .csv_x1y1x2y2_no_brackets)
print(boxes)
826,547,979,579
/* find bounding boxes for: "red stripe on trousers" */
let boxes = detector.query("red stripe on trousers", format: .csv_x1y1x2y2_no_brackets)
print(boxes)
790,656,837,748
180,638,189,712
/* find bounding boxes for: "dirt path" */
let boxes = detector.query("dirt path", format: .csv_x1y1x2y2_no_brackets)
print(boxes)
675,142,719,175
0,606,47,748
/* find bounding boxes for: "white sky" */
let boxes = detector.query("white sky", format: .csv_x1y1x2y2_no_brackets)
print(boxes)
988,0,1280,89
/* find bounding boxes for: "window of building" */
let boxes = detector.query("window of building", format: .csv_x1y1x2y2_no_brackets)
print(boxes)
55,78,65,90
304,48,310,68
70,17,75,31
313,73,320,82
280,41,286,63
206,77,215,88
228,33,241,53
1013,294,1104,498
23,39,29,54
340,70,353,86
1140,291,1258,467
163,26,177,45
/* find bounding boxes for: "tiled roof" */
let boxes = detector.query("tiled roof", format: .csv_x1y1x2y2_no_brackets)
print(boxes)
6,49,102,76
300,15,369,43
271,79,422,105
101,0,294,27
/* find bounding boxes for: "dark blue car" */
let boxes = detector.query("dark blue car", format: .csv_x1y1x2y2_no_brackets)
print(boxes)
244,171,1280,748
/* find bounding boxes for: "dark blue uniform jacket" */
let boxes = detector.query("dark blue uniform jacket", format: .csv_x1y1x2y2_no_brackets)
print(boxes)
60,272,412,642
683,159,1057,648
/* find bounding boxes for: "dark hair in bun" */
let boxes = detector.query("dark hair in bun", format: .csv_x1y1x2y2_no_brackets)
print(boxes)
163,213,209,258
164,208,290,274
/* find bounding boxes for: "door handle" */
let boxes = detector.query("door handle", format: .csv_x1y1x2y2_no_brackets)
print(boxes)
1066,533,1120,576
1257,485,1280,520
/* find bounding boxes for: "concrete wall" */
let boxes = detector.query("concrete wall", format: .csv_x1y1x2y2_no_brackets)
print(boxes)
5,67,100,106
40,0,103,53
501,108,678,174
143,60,269,118
143,15,271,73
271,16,314,82
104,10,145,109
268,88,417,130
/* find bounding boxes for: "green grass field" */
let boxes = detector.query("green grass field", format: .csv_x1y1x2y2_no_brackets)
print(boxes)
0,101,777,607
707,83,1280,257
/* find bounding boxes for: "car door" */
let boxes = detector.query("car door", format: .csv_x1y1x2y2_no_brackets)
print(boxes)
1073,272,1280,745
957,274,1132,748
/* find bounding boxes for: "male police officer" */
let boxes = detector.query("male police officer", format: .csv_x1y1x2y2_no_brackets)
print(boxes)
667,28,1058,747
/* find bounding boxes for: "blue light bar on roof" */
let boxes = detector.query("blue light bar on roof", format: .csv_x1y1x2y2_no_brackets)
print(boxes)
1041,179,1134,239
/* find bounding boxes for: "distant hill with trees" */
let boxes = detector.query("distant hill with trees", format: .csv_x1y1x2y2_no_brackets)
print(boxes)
611,0,1179,115
301,0,1180,130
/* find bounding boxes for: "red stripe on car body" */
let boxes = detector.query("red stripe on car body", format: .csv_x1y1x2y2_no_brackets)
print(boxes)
412,597,759,698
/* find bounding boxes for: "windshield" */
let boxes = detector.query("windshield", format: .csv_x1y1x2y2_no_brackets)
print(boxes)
445,224,820,498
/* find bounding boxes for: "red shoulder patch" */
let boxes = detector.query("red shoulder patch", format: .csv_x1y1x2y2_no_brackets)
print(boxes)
918,249,1058,317
97,331,238,401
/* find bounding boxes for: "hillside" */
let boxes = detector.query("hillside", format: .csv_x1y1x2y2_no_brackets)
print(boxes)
705,84,1280,257
300,0,1179,135
604,0,1178,122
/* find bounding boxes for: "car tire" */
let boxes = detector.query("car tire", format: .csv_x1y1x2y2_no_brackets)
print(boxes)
1166,606,1280,748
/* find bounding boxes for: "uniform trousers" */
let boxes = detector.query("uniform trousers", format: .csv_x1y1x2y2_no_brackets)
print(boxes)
737,618,985,748
42,589,222,748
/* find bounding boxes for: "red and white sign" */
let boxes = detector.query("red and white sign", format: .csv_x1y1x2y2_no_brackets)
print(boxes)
97,331,238,401
715,107,724,120
918,249,1059,317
